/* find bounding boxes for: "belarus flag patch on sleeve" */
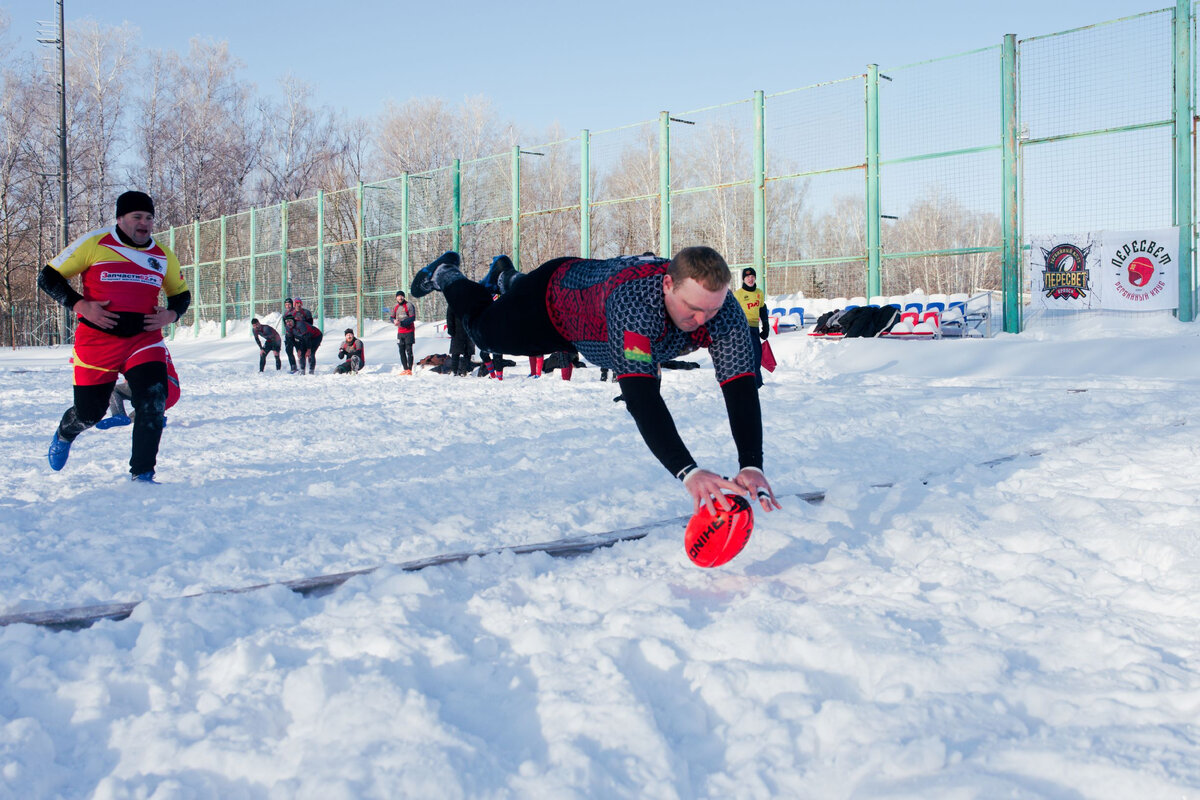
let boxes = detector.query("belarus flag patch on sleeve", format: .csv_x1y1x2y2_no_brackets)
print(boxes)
623,331,653,363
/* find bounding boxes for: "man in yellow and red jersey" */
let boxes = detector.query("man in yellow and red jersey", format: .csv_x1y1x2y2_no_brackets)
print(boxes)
37,191,191,482
734,267,770,387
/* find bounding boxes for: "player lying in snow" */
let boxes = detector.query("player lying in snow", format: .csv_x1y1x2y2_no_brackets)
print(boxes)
411,246,780,516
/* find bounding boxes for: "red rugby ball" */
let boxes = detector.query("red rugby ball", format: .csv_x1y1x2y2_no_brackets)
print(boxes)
684,494,754,567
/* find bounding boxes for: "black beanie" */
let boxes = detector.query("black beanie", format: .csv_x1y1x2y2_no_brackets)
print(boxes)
116,191,155,218
742,268,756,279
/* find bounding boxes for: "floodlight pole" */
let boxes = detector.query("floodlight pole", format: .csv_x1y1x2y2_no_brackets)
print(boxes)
55,0,67,265
37,0,70,342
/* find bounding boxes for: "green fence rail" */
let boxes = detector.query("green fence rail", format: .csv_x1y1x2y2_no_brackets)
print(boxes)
160,1,1198,339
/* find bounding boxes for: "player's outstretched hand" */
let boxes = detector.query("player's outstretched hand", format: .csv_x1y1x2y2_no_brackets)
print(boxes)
734,467,782,512
683,469,748,516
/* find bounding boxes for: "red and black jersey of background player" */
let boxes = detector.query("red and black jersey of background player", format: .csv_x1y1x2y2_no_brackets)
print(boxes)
546,255,756,383
291,319,322,348
254,325,281,348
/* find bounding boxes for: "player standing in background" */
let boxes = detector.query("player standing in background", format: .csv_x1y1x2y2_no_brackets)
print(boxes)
252,318,283,372
734,267,770,387
390,290,416,374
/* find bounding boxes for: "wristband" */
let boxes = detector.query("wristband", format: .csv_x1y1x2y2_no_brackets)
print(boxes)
676,463,699,482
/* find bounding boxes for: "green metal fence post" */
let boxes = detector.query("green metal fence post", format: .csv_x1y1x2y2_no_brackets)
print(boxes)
511,146,521,271
753,91,767,290
219,215,228,337
281,201,289,308
168,226,177,340
401,174,410,289
317,189,325,330
249,206,257,319
192,220,200,336
659,111,671,257
1174,0,1195,321
580,130,591,258
865,66,882,299
356,181,365,332
1001,34,1022,333
452,158,462,253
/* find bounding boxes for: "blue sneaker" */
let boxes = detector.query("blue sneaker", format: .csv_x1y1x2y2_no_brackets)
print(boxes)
482,254,515,293
94,413,132,430
47,432,71,471
130,471,157,483
410,251,464,298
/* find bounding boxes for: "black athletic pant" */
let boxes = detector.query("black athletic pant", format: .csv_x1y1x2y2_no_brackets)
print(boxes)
443,257,574,356
259,342,282,372
305,333,322,372
396,332,414,370
284,335,298,370
750,331,763,387
58,360,168,475
335,356,362,374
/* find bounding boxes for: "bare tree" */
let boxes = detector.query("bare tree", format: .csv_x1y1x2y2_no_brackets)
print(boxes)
0,16,64,346
590,125,659,258
65,21,135,230
130,39,261,227
517,124,580,267
885,187,1000,294
377,95,512,175
255,75,344,204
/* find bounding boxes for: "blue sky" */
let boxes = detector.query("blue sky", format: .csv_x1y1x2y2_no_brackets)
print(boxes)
2,0,1160,137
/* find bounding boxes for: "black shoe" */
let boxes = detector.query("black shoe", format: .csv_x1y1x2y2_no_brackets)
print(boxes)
482,254,516,293
410,251,464,298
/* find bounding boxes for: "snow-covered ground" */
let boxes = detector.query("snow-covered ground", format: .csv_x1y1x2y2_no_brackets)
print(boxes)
2,313,1199,799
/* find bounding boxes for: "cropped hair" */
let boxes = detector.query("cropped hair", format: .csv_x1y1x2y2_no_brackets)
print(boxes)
667,246,731,292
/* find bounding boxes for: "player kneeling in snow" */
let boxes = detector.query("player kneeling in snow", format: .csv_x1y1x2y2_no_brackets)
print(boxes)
335,328,365,374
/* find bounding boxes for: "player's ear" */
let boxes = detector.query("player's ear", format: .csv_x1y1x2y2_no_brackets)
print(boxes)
662,274,674,293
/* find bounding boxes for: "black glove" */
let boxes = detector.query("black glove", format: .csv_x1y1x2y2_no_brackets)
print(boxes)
760,325,769,341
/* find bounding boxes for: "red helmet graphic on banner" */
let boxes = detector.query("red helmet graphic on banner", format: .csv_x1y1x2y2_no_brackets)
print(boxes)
1103,229,1177,311
1127,256,1155,288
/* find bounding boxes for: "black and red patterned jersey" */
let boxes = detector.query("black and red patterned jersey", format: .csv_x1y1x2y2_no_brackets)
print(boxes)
338,337,365,365
546,255,755,383
253,325,281,348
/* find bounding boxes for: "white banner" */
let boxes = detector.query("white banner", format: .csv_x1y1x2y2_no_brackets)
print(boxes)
1029,233,1102,311
1099,228,1179,312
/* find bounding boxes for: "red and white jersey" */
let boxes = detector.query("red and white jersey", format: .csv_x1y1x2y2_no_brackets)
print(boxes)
49,226,188,315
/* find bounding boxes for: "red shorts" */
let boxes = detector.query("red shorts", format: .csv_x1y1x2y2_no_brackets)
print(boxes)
72,326,168,387
164,351,180,409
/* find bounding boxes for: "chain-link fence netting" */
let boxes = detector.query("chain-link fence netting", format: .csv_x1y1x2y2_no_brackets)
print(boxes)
765,76,867,296
1020,8,1178,328
133,5,1192,341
